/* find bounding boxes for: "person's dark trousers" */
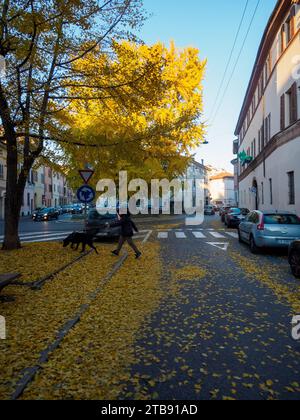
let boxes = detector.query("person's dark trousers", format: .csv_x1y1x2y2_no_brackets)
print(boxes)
116,236,140,254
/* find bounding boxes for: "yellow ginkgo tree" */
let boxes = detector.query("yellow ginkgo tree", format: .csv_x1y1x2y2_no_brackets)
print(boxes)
60,41,207,186
0,0,147,250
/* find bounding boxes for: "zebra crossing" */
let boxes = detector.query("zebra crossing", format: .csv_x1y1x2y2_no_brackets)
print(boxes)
156,229,239,241
0,231,73,244
0,229,153,244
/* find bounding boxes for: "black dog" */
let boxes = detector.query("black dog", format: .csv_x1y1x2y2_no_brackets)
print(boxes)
63,232,98,254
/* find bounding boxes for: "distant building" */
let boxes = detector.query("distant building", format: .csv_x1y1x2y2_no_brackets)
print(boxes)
21,170,35,216
34,166,46,209
231,139,239,206
235,0,300,214
52,171,60,208
179,159,210,209
209,171,236,207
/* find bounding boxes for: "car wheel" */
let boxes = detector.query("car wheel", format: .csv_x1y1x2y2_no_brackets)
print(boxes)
290,251,300,278
250,236,259,254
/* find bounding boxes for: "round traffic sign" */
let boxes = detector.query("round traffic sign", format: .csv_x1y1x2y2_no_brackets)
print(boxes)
77,185,96,204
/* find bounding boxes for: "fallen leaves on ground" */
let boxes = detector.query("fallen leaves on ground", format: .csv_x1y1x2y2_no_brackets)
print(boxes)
229,252,300,314
0,243,76,283
0,242,116,399
20,243,163,400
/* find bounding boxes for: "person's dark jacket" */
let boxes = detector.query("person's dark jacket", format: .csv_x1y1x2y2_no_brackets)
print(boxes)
110,215,138,238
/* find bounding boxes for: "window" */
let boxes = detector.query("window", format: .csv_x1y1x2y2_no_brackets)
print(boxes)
0,163,4,179
286,6,296,44
287,82,298,125
264,114,271,143
290,5,296,39
280,94,285,130
259,124,265,151
33,171,38,183
264,214,300,225
288,171,295,205
27,193,30,207
280,24,285,54
286,18,292,44
269,178,273,205
261,182,264,205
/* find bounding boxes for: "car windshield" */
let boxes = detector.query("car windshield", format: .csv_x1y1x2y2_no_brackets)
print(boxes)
264,214,300,225
229,208,241,215
240,208,250,215
40,208,50,214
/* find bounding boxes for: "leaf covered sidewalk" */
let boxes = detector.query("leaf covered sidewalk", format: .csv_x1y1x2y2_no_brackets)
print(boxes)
0,242,162,400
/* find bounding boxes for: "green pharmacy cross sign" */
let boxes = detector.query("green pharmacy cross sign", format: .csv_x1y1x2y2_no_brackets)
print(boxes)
238,150,253,166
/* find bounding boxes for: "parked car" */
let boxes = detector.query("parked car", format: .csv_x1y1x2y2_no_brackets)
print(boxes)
220,207,232,223
33,207,59,222
204,205,215,216
85,210,121,239
289,241,300,278
54,206,63,216
225,208,250,228
32,207,46,219
62,205,73,214
239,211,300,254
72,205,83,214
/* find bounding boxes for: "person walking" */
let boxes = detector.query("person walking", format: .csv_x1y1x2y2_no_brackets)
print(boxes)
110,213,142,259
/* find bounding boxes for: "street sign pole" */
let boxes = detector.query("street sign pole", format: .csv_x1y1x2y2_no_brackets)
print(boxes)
78,168,95,225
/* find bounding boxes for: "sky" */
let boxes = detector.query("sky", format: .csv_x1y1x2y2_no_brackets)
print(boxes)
138,0,277,172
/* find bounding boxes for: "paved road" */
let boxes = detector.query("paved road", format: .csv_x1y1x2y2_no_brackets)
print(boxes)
122,215,300,400
0,214,186,244
1,213,300,399
0,215,85,243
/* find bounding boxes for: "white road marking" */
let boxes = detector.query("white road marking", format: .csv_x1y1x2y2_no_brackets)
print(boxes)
22,235,68,243
142,230,153,244
158,232,168,239
192,232,206,239
209,232,226,239
0,231,73,241
175,232,187,239
206,242,229,251
226,232,239,239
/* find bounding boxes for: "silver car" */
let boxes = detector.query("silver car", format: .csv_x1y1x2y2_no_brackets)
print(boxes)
238,211,300,253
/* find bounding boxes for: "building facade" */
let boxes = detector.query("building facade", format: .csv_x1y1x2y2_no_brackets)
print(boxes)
209,171,236,207
184,159,210,206
235,0,300,214
0,142,74,218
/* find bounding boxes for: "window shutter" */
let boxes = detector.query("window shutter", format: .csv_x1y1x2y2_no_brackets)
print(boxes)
291,82,298,123
280,25,285,53
290,6,296,38
280,94,285,130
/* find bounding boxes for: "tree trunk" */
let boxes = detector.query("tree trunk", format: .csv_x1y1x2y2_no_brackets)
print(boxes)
2,142,22,251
